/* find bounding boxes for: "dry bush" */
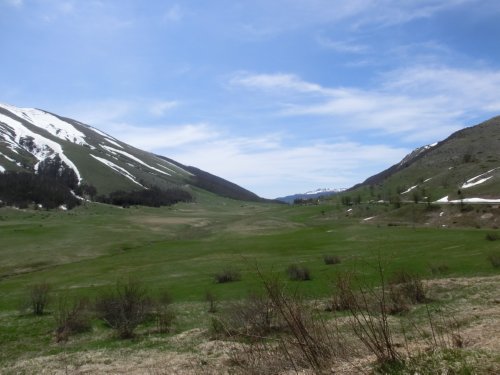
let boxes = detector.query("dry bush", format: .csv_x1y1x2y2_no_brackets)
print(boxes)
328,271,357,311
428,262,450,276
488,253,500,268
213,292,279,338
205,290,218,313
214,268,241,283
485,232,499,241
54,295,92,342
95,278,152,339
29,281,51,315
153,291,176,334
286,264,311,281
223,276,346,375
323,255,341,265
388,270,426,305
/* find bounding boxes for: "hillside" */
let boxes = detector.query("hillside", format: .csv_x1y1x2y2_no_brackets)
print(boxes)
0,103,265,203
346,116,500,204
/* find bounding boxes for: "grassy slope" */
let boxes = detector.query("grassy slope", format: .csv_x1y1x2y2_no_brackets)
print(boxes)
1,197,499,368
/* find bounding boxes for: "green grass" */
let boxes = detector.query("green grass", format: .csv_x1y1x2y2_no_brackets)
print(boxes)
1,197,499,367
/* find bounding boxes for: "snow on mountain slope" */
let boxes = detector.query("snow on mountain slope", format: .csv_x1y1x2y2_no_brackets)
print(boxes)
0,102,266,202
0,112,82,181
0,103,88,146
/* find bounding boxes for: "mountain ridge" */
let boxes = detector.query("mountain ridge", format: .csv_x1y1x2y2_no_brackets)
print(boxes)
0,103,266,204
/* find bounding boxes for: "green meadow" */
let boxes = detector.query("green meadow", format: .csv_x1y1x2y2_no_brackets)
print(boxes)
1,195,499,368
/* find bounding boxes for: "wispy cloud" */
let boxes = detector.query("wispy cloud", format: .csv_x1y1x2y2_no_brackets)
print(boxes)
231,65,500,142
166,133,409,198
149,100,180,117
316,36,369,54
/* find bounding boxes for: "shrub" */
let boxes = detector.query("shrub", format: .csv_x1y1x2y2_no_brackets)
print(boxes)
286,264,311,281
214,268,241,283
95,278,152,339
29,282,51,316
485,232,499,241
329,271,357,311
389,270,426,305
152,290,176,334
205,290,218,313
323,255,341,265
428,263,450,276
488,253,500,268
54,296,92,342
225,292,278,337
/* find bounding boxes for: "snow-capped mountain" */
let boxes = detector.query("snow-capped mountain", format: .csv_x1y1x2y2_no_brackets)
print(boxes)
0,103,262,201
276,187,344,204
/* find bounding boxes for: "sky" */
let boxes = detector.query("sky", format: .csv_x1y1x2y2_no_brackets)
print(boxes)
1,0,500,198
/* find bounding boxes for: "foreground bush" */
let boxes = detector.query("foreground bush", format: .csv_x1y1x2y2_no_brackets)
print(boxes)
54,296,92,342
95,279,152,339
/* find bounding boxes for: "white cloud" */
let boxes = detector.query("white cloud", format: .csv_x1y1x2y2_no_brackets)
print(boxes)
231,66,500,143
107,123,218,150
149,100,179,117
316,36,369,53
165,134,409,198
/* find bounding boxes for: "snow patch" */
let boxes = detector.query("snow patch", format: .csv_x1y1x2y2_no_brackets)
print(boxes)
0,165,5,173
461,168,499,189
0,113,81,181
401,185,418,194
104,138,123,148
0,103,88,146
100,145,171,176
461,176,492,189
90,154,145,187
423,178,432,183
363,216,375,221
435,196,500,204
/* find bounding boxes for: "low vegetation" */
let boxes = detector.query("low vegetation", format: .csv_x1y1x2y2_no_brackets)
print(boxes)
0,199,499,373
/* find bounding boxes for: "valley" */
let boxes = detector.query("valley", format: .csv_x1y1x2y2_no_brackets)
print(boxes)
1,195,499,373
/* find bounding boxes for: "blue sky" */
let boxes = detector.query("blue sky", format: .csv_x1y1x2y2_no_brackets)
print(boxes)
1,0,500,198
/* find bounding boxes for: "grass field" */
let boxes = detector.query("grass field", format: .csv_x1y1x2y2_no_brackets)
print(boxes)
1,195,499,372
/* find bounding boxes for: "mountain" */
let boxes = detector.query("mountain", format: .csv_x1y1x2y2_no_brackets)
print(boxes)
276,188,344,204
0,103,264,204
346,116,500,204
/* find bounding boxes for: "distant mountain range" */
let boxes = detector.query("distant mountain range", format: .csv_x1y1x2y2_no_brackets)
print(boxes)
346,116,500,204
0,103,265,203
276,188,345,204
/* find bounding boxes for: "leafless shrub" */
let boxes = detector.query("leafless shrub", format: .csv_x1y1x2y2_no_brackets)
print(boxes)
388,270,426,305
95,278,152,339
29,281,51,315
329,271,357,311
205,290,218,313
214,268,241,283
54,295,92,342
428,262,450,276
153,291,176,334
323,255,341,265
488,253,500,268
485,232,499,241
286,264,311,281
